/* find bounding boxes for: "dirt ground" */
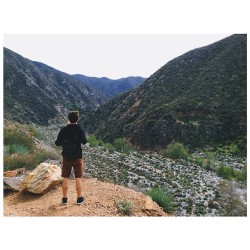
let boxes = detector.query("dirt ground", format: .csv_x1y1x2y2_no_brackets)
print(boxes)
3,178,167,217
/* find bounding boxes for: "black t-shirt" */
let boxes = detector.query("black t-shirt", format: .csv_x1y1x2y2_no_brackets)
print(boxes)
55,124,87,160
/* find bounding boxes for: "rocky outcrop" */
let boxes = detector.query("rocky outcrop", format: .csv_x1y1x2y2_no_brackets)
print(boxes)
4,168,27,191
142,196,165,216
4,176,25,191
20,162,63,194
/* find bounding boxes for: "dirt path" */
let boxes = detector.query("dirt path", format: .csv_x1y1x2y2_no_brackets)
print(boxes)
4,178,167,217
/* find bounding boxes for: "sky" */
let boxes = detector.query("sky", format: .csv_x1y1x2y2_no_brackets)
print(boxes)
4,34,230,79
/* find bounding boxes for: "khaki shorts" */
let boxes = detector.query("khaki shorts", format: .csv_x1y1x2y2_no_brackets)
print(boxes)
61,158,83,178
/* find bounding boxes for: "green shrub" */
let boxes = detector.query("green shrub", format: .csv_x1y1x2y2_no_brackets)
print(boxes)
4,144,29,155
228,143,240,155
4,129,35,151
192,156,205,166
103,142,114,150
164,142,189,160
215,139,246,156
28,125,41,139
192,151,215,170
234,137,247,156
87,134,103,147
203,152,216,170
4,149,60,171
216,164,247,182
116,199,134,216
3,125,61,172
216,165,234,180
113,138,133,153
146,187,174,213
237,165,247,181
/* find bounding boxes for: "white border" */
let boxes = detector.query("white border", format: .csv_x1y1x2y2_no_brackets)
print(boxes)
1,1,249,250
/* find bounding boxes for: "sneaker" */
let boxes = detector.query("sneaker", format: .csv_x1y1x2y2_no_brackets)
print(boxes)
62,197,68,205
76,196,84,205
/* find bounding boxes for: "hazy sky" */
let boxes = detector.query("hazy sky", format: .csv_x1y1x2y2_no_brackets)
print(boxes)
4,34,230,79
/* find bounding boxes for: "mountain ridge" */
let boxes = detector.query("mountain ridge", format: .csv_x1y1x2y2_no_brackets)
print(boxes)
80,34,247,150
4,48,108,125
72,74,145,97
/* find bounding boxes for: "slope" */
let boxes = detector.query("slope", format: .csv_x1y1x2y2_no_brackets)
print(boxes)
4,178,167,216
4,48,108,125
81,34,247,150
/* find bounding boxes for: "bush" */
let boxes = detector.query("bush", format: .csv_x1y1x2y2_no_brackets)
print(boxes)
146,187,174,213
192,151,215,170
3,125,61,172
237,165,247,181
4,129,35,151
4,144,29,155
216,139,246,156
216,165,247,181
113,138,133,153
228,143,240,155
87,134,103,147
164,142,189,160
116,199,134,216
216,165,234,180
4,149,60,171
103,142,114,150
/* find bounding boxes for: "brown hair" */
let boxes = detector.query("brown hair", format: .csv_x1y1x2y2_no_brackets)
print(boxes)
68,111,79,123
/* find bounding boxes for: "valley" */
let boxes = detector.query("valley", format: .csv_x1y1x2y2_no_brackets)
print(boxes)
3,34,247,217
23,123,247,216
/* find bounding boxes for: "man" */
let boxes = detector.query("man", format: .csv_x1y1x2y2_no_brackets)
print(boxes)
55,111,87,205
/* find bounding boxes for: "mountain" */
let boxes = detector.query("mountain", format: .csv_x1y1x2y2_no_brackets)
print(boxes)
80,34,247,150
72,74,145,97
3,48,108,125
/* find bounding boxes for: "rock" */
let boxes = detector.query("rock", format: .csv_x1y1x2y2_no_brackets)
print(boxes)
208,199,220,209
4,171,18,177
20,163,63,194
47,160,75,179
4,176,25,191
144,196,155,210
142,196,165,216
4,168,26,177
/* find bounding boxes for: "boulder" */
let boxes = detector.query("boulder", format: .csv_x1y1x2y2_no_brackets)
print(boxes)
43,159,75,179
142,196,166,216
4,176,25,191
20,163,63,194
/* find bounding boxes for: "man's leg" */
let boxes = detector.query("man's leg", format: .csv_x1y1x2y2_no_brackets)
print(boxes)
62,178,68,198
74,159,84,204
75,178,82,198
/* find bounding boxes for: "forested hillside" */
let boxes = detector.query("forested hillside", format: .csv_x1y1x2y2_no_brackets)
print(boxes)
81,34,247,151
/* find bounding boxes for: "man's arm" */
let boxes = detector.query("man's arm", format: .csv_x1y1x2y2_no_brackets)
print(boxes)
80,128,88,145
55,129,63,146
